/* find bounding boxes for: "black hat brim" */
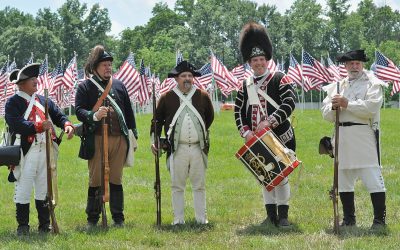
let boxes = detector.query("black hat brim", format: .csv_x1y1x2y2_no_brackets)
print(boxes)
168,61,201,78
336,49,369,63
15,63,40,84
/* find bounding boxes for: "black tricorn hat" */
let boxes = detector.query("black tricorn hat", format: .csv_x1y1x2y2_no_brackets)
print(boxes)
9,69,20,83
14,63,40,84
168,60,201,78
336,49,369,63
239,22,273,62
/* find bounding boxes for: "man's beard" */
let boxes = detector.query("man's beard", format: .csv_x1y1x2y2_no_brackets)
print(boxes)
183,80,192,90
348,70,363,80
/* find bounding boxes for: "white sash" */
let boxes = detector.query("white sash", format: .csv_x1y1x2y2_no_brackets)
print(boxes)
245,74,279,116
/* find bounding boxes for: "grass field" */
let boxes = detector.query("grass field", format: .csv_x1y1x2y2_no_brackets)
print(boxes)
0,109,399,249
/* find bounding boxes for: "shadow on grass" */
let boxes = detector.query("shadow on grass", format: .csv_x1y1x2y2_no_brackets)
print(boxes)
153,220,215,233
324,225,390,238
236,222,302,236
74,221,136,235
0,229,57,243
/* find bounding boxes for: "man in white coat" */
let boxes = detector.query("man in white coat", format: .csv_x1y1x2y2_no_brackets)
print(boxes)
321,49,387,229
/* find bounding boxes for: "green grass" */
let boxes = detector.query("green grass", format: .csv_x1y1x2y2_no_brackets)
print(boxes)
0,109,399,249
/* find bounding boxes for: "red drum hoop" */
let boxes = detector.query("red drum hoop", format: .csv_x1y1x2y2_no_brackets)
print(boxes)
235,127,300,191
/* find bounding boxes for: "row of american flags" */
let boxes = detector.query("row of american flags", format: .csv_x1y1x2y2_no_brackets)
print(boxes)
0,49,399,117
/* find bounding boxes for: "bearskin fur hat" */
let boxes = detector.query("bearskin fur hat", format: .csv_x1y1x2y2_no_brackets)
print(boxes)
239,22,273,62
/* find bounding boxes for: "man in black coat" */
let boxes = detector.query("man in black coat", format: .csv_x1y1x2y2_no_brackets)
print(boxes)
75,45,137,228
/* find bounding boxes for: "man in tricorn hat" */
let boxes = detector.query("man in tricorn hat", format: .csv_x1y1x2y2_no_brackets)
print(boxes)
234,22,297,227
5,63,75,235
75,45,137,228
151,61,214,225
321,49,387,229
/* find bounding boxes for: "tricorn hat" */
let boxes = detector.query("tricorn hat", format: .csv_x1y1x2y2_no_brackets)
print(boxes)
8,69,20,83
239,22,273,62
14,63,40,84
336,49,369,63
168,60,201,78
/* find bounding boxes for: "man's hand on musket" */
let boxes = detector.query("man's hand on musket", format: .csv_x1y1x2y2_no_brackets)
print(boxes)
151,144,158,155
331,94,348,109
42,120,53,131
65,125,74,140
94,106,109,120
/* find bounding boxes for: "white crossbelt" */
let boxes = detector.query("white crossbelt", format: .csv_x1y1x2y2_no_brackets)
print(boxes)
167,86,207,140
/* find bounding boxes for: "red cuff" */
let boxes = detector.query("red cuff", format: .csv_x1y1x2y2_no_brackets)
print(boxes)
34,121,44,133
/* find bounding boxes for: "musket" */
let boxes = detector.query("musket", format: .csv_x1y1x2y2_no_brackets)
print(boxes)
152,79,161,227
329,82,340,235
44,89,60,234
100,100,110,228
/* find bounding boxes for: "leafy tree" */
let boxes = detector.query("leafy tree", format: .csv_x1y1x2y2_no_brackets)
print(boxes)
0,6,35,35
0,26,63,66
35,8,62,37
84,3,112,50
324,0,350,56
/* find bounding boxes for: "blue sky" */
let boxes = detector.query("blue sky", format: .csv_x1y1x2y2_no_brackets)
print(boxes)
1,0,398,37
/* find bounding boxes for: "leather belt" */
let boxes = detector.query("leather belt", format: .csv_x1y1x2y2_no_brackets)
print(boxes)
339,122,368,127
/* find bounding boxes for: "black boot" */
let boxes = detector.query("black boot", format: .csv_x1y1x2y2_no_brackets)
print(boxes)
16,203,30,236
339,192,356,226
35,200,51,233
110,183,124,227
261,204,278,226
86,187,101,229
371,192,386,229
278,205,291,227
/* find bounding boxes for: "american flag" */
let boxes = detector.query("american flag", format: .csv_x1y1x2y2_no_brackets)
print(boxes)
159,78,176,95
3,61,17,100
266,59,277,72
0,60,9,93
287,54,303,88
374,51,400,95
302,50,331,87
338,63,347,79
37,57,49,95
137,59,151,104
25,54,34,66
231,63,253,82
62,56,77,89
326,56,342,82
49,62,64,98
194,62,213,90
210,52,239,95
114,52,141,99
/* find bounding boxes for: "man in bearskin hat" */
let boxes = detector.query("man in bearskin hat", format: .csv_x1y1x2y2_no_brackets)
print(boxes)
321,49,387,229
150,61,214,225
75,45,137,228
5,63,75,235
234,22,297,227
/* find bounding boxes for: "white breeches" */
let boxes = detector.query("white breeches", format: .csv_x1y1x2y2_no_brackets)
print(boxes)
338,167,386,193
262,177,290,205
14,142,58,204
170,144,207,224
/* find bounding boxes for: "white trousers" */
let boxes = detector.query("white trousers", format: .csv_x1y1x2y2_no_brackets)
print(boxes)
262,177,290,205
170,144,207,224
14,142,58,204
338,167,386,193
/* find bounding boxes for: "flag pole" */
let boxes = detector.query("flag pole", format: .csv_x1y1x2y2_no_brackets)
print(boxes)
300,48,305,112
